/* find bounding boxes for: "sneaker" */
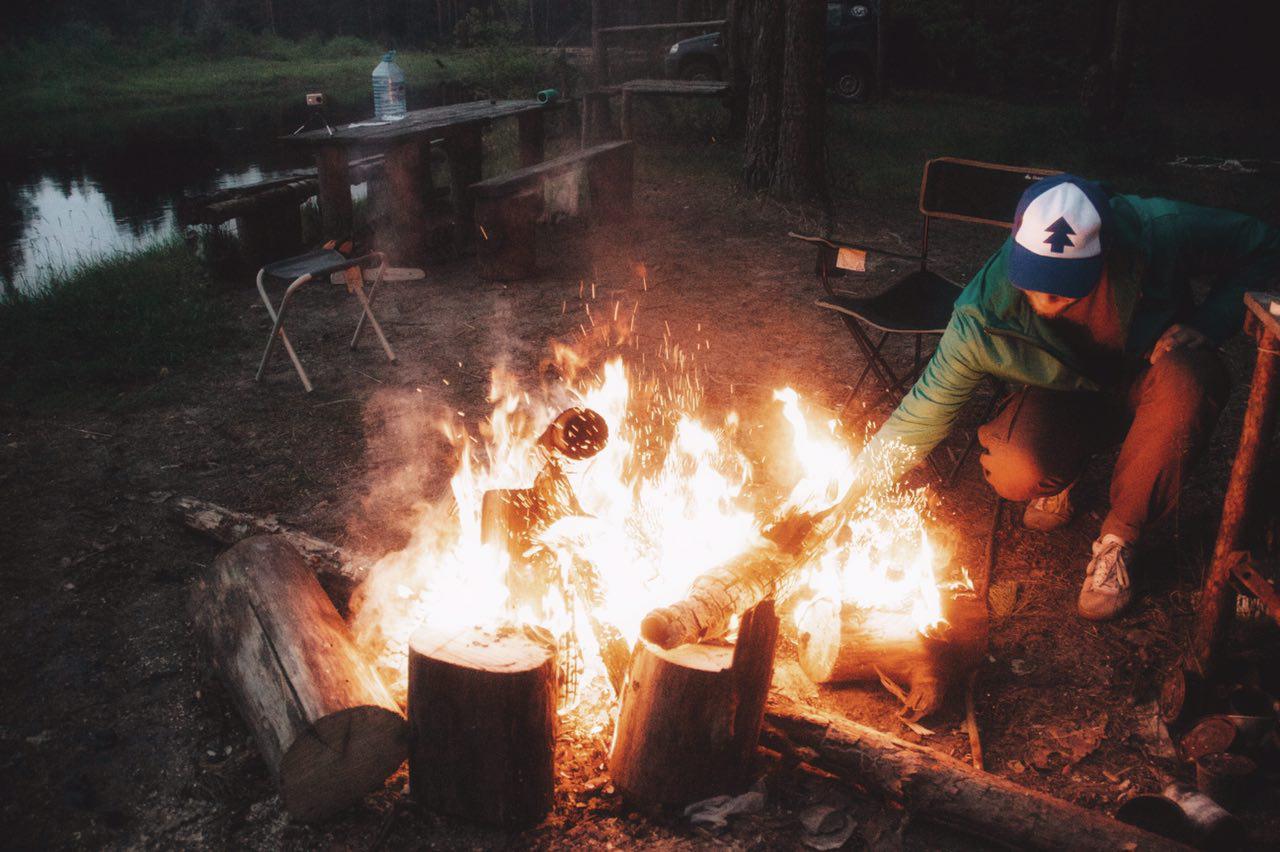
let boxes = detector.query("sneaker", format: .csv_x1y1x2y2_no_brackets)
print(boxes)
1023,485,1074,531
1077,534,1135,621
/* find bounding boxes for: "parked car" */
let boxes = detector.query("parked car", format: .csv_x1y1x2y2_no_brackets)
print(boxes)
663,2,878,102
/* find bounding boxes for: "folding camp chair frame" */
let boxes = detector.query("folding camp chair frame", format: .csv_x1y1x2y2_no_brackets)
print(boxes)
793,158,1060,484
255,250,396,392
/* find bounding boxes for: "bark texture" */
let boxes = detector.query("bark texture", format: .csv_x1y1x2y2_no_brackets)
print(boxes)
190,536,406,822
764,695,1190,851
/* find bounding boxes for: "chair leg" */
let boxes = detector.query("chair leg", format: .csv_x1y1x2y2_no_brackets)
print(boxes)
349,276,397,363
350,261,385,349
255,272,314,392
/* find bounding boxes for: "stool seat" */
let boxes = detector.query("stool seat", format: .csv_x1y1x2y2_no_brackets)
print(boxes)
262,248,354,281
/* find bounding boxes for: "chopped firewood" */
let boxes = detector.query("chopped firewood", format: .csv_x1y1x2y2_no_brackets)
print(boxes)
408,623,557,827
763,695,1189,851
794,589,988,720
609,602,779,806
190,536,405,822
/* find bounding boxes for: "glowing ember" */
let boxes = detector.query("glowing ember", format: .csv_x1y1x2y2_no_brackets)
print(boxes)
350,339,959,708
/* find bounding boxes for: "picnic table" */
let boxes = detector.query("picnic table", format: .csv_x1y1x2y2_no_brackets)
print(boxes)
285,99,551,262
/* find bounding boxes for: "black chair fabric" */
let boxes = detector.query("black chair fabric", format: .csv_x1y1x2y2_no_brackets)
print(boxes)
262,248,353,281
818,270,960,334
920,158,1060,227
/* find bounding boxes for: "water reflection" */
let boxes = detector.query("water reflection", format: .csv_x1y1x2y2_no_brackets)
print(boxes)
0,85,455,294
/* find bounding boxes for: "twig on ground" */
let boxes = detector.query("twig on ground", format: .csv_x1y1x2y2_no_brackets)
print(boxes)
965,668,984,771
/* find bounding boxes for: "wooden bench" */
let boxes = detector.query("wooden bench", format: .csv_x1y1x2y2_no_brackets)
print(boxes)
177,156,387,264
468,140,634,281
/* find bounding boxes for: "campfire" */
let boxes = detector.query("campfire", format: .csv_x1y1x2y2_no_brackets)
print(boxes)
346,337,965,715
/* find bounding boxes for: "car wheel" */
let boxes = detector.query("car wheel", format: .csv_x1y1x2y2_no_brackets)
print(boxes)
832,65,870,103
680,57,721,82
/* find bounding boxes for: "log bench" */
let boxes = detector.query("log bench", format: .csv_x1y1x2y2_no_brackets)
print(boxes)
468,140,634,280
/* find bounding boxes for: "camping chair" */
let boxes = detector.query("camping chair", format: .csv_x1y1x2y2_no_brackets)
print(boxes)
792,157,1060,482
254,242,396,392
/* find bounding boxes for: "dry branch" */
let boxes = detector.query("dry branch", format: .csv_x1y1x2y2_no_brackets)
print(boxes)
171,495,369,585
763,696,1188,851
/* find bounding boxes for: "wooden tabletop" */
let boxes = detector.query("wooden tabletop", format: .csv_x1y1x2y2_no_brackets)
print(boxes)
1245,291,1280,339
284,99,546,147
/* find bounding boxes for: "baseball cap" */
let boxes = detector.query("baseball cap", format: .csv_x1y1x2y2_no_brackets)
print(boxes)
1009,174,1111,298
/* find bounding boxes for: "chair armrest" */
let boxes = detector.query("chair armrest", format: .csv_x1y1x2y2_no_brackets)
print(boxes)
787,232,921,265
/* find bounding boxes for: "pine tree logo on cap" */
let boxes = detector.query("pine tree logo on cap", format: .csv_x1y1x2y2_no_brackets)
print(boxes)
1009,174,1111,298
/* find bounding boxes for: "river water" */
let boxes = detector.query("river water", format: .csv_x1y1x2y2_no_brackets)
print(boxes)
0,85,466,295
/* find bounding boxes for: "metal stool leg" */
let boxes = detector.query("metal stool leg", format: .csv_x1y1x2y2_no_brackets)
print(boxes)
255,271,314,392
349,261,395,361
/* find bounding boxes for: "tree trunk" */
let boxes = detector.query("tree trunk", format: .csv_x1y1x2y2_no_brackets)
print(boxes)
610,603,778,806
764,696,1189,851
408,623,557,827
771,0,826,201
190,536,406,822
741,0,784,191
1083,0,1139,129
724,0,754,136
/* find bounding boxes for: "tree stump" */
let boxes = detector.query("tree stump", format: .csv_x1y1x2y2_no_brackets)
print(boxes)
190,535,406,822
609,602,779,806
408,624,557,827
795,589,987,717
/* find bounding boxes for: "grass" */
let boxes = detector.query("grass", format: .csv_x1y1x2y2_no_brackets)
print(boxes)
0,239,231,406
0,28,576,120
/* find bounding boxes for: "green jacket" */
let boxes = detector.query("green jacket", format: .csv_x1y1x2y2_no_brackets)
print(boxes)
871,194,1280,472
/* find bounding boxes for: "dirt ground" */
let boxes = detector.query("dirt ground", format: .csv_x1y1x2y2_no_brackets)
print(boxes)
3,143,1279,850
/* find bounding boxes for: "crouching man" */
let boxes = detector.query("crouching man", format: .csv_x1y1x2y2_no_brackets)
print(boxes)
856,174,1279,620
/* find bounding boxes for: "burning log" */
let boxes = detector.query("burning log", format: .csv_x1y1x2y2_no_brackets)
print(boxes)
609,602,779,806
794,589,988,718
190,536,406,822
407,623,557,827
763,695,1189,851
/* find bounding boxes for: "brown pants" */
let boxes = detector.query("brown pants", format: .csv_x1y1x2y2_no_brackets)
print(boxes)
976,347,1231,542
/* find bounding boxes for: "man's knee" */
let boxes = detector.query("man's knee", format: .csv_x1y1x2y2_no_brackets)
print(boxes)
977,388,1095,500
1141,347,1231,418
979,440,1056,501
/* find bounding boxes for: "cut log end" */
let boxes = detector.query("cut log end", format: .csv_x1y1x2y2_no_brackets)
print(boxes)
280,705,409,822
408,624,557,828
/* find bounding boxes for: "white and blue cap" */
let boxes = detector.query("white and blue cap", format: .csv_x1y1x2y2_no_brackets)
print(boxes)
1009,174,1111,298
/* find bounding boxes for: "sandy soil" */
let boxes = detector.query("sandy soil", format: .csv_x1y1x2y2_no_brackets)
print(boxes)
2,144,1278,850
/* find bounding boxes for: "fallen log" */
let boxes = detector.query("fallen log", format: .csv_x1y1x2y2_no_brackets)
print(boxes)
171,495,369,586
190,536,406,822
408,623,556,827
763,695,1189,851
794,589,988,718
609,602,779,806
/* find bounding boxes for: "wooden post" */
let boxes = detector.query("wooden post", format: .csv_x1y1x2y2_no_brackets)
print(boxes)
609,601,778,806
517,110,545,167
381,140,430,265
445,125,485,246
1194,293,1280,671
190,536,406,822
408,624,556,827
315,144,354,239
620,89,634,140
586,141,633,224
235,201,302,266
474,193,540,280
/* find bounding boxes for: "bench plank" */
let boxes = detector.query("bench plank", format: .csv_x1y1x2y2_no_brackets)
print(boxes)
470,141,633,199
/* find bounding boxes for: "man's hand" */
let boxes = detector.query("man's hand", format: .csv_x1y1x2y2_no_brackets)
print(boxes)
1149,323,1211,364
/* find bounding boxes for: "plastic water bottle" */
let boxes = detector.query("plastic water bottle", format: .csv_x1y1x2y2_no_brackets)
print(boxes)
372,51,406,120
